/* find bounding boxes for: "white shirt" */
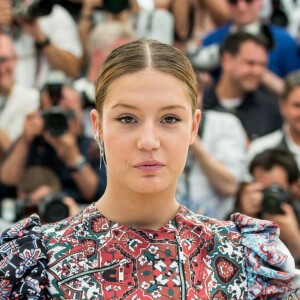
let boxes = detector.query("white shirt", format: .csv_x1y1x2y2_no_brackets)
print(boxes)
0,85,39,141
288,8,300,39
177,110,247,220
134,9,174,45
13,5,82,88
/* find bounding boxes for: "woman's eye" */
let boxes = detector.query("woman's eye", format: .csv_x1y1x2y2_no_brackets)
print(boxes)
117,116,136,124
162,116,181,124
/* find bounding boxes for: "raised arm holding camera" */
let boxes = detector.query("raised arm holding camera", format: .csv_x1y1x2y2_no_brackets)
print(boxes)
0,0,82,88
0,76,106,203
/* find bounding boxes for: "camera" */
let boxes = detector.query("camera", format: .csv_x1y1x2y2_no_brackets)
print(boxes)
0,194,69,224
42,106,75,137
103,0,130,14
12,0,54,22
41,70,74,136
46,70,66,106
270,0,288,28
261,184,300,226
261,184,291,214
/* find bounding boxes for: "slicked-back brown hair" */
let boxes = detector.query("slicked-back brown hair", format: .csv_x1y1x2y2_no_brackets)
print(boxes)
95,39,198,116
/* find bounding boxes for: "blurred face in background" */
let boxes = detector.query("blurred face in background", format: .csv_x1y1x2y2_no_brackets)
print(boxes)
228,0,262,27
0,34,16,94
252,165,290,190
280,86,300,137
222,40,267,93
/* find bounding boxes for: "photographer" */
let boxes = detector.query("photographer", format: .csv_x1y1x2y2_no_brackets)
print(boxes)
0,82,107,203
0,0,82,88
16,166,80,222
236,148,300,263
0,166,80,225
0,33,39,144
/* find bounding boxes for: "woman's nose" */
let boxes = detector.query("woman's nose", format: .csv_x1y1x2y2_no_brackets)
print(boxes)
137,123,160,151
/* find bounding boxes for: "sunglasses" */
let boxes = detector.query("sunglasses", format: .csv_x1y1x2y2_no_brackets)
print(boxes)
227,0,255,5
0,56,15,65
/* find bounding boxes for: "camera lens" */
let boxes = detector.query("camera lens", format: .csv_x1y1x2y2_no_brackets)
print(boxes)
42,107,69,137
262,184,290,214
41,195,69,223
263,196,280,213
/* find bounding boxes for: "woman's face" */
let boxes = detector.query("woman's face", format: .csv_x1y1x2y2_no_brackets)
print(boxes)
91,68,200,195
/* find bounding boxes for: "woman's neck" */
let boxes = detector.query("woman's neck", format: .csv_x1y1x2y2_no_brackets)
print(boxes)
95,185,180,230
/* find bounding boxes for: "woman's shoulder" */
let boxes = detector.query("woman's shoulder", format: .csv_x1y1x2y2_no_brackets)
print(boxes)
41,203,100,241
231,212,300,299
0,214,48,299
0,204,98,298
181,207,300,299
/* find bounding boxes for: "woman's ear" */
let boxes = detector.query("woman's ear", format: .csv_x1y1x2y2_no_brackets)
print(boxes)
90,109,103,140
190,109,201,145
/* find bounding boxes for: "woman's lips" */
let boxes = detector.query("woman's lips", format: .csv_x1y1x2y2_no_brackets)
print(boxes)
134,160,165,173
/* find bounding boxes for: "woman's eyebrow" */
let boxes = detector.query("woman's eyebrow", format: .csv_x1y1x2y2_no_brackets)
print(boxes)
159,105,188,111
111,103,187,111
111,103,137,110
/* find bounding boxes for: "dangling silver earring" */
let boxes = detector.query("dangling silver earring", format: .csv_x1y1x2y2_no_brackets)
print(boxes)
99,139,104,170
95,134,103,170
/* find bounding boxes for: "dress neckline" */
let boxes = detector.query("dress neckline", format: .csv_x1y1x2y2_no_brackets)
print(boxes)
85,202,188,234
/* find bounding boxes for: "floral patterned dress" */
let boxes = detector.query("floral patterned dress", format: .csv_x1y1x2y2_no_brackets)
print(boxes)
0,204,299,299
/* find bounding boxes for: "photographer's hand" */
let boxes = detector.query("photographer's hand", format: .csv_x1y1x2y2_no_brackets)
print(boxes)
0,0,12,28
82,0,102,10
239,182,264,217
17,16,80,78
291,179,300,200
43,131,99,202
22,112,44,144
43,131,80,166
0,129,11,156
63,197,81,217
15,17,47,42
264,203,300,260
154,0,172,10
0,111,43,186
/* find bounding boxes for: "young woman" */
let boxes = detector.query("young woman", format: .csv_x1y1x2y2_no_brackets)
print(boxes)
0,39,299,299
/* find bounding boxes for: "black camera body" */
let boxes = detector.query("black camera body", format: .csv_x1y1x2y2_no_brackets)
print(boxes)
42,106,75,137
12,0,53,21
0,194,69,224
261,184,300,227
270,0,288,28
41,70,74,136
103,0,129,14
261,184,291,214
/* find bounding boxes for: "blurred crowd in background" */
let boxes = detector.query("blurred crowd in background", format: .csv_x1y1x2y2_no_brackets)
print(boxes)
0,0,300,265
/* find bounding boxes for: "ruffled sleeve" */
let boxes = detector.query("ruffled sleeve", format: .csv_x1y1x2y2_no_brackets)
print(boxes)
0,214,48,299
231,212,300,300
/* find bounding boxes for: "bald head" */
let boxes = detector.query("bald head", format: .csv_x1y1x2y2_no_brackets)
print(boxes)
88,21,135,56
